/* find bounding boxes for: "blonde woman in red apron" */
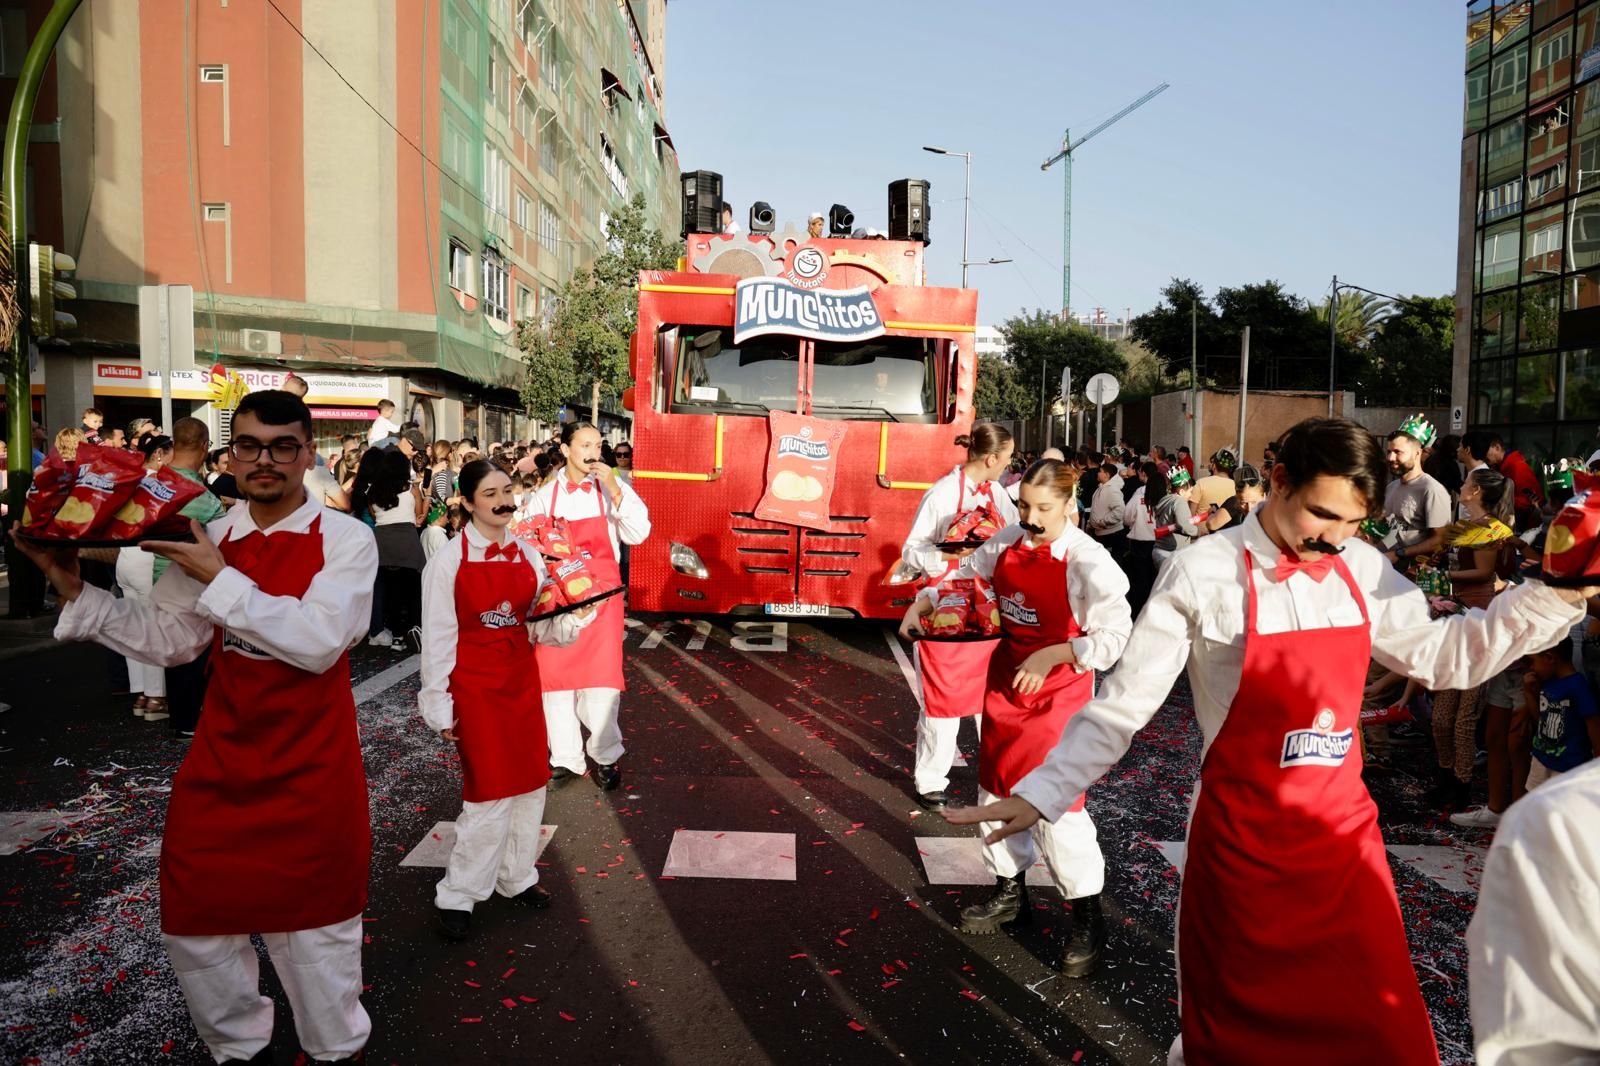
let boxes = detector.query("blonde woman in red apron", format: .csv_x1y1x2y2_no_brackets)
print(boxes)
903,459,1132,977
900,423,1018,808
26,391,380,1063
532,423,651,792
419,460,594,941
953,417,1594,1065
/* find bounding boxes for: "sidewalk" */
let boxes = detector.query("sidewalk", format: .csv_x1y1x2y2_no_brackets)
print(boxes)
0,578,68,666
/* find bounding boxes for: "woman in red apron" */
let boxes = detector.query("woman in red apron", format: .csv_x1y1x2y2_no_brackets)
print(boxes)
419,460,593,941
534,423,651,792
902,458,1132,976
900,423,1018,809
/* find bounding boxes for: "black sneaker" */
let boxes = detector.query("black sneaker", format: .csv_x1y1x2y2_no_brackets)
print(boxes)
436,906,471,941
548,766,579,789
511,883,552,908
916,790,949,811
594,763,622,791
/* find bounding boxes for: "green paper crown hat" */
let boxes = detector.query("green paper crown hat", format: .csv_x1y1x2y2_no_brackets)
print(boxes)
1545,457,1587,491
1395,412,1437,448
1210,447,1237,472
1167,466,1194,489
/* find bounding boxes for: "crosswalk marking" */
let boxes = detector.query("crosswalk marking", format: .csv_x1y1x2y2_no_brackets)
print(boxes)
0,811,88,856
1149,840,1486,895
351,655,421,705
915,836,1053,887
400,821,558,868
661,830,796,881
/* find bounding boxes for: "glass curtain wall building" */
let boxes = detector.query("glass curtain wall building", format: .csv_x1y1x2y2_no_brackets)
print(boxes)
1463,0,1600,465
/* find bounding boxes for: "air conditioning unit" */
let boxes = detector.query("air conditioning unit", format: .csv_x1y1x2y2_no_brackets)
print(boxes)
240,328,282,355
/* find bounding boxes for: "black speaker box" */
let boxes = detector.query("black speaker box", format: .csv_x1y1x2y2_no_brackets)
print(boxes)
888,179,931,244
681,170,723,237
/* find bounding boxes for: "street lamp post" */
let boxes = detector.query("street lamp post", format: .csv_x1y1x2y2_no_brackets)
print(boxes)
923,146,972,287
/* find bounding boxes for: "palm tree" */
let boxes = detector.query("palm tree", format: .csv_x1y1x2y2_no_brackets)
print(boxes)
1315,290,1395,349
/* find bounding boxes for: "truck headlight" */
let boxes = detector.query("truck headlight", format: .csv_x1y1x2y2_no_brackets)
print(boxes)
884,559,925,586
670,542,709,580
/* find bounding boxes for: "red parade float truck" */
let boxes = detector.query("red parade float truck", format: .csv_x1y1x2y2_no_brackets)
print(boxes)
622,187,977,620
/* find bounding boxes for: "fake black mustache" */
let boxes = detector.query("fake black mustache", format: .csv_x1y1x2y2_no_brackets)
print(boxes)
491,505,517,515
1300,538,1343,555
1019,522,1046,535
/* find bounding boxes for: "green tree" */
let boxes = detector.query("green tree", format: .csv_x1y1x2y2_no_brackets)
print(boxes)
518,193,678,422
1356,294,1454,407
999,310,1127,429
1129,279,1226,378
1314,290,1395,349
1116,338,1176,401
973,353,1033,421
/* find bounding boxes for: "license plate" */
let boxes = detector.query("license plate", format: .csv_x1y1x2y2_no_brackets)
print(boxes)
765,602,830,617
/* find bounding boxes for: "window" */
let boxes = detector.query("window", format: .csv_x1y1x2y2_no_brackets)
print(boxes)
540,133,557,178
1529,162,1567,204
540,27,559,93
517,285,535,321
1521,279,1560,352
1482,116,1525,186
1468,0,1493,70
483,145,509,218
1466,63,1490,133
600,134,629,198
199,65,225,83
449,239,473,293
1490,42,1530,123
202,202,232,284
199,64,230,146
487,50,498,108
1524,204,1565,277
1479,176,1523,222
1531,23,1573,103
538,200,559,254
1570,190,1600,270
1481,220,1521,288
519,96,536,141
481,251,509,323
442,119,473,180
515,192,530,232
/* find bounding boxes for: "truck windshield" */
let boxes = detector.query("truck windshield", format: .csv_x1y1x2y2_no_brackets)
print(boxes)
671,327,939,421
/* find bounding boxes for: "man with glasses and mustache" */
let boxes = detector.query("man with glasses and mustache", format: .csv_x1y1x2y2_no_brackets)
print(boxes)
12,390,378,1063
951,416,1596,1066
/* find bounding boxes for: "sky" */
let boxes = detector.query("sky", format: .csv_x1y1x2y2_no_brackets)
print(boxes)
662,0,1465,328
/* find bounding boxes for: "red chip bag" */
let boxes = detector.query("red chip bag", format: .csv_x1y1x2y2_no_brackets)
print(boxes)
519,515,578,559
103,466,205,540
43,444,147,538
970,578,1000,636
551,551,599,602
755,411,848,531
19,450,76,533
534,577,569,615
925,579,975,637
943,503,1001,544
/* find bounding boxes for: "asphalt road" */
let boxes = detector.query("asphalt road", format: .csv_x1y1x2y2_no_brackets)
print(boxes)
0,615,1487,1065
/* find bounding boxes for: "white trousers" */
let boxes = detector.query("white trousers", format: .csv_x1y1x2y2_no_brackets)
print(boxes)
161,915,369,1063
116,549,166,698
436,788,547,911
912,712,981,795
543,687,624,772
976,787,1104,899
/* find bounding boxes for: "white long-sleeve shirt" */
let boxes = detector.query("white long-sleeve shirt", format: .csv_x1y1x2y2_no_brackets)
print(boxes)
1087,475,1125,536
1124,484,1157,542
55,492,377,677
921,522,1132,674
901,465,1020,576
1013,507,1585,822
416,523,590,733
1468,757,1600,1066
525,470,651,559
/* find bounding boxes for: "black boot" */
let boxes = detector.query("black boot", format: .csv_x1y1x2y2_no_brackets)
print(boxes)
1059,894,1106,978
1446,777,1472,811
958,874,1030,934
1424,766,1456,806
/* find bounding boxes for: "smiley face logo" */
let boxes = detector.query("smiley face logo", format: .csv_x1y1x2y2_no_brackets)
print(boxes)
791,247,826,281
1314,708,1336,732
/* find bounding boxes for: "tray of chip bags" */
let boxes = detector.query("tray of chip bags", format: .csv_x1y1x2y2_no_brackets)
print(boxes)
14,527,197,550
529,582,623,621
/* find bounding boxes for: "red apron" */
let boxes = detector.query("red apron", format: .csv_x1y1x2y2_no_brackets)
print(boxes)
979,538,1094,803
919,470,1000,719
1177,552,1438,1065
533,482,625,692
160,516,370,935
449,534,550,802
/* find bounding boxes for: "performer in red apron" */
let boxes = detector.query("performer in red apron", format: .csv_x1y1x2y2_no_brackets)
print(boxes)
950,416,1593,1064
903,458,1131,977
532,423,651,792
899,424,1018,808
419,460,593,941
31,391,378,1063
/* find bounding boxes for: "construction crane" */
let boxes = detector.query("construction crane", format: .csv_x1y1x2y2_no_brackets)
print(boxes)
1041,82,1169,320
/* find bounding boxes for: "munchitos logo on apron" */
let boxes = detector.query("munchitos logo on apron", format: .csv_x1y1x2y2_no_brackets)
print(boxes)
999,591,1039,627
478,600,520,628
1279,708,1354,768
733,277,885,345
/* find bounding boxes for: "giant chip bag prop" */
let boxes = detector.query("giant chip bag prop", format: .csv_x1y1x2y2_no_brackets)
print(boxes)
103,466,206,541
19,450,75,533
754,411,848,531
1540,470,1600,586
40,443,147,538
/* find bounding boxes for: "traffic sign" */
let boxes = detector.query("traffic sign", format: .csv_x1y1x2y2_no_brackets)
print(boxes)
1085,373,1119,406
1450,405,1464,431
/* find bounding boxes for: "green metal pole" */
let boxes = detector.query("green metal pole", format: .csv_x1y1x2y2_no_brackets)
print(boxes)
4,0,83,618
1061,130,1071,319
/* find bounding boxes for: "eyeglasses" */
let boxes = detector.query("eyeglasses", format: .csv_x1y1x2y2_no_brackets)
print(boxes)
229,438,309,464
615,451,633,459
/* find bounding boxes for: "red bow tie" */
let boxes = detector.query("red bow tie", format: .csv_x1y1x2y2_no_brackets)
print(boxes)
564,478,594,494
1276,549,1336,583
484,541,520,561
